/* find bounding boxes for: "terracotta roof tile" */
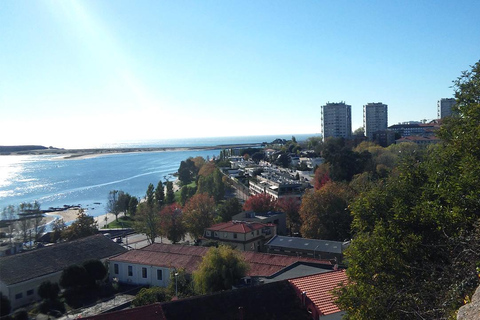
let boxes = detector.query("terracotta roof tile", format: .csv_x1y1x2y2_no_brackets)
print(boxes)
109,243,332,277
288,270,348,316
206,221,267,234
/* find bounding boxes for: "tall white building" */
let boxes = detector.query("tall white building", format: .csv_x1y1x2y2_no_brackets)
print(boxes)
321,102,352,141
363,102,388,140
437,98,456,119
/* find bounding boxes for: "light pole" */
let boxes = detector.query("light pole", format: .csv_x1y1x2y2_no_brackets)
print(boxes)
174,272,179,297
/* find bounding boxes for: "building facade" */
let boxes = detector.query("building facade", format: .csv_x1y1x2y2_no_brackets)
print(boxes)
202,221,276,251
363,102,388,140
321,102,352,141
437,98,456,119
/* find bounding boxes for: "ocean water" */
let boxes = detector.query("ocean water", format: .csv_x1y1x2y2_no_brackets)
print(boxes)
0,134,319,217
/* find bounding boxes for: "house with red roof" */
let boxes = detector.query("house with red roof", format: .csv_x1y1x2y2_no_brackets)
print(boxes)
202,221,276,251
288,270,348,320
108,243,333,288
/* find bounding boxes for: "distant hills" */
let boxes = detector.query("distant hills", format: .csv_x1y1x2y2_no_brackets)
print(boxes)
0,145,50,153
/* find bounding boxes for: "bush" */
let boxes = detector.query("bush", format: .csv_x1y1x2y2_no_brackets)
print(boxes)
38,281,60,301
0,293,11,316
132,287,170,307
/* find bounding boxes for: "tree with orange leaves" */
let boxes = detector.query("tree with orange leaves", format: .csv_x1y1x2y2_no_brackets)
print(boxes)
243,193,277,213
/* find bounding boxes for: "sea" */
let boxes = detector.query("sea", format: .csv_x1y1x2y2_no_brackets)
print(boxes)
0,134,319,219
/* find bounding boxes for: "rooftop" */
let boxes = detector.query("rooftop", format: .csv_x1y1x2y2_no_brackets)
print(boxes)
0,234,127,285
109,243,331,277
288,270,348,316
206,221,269,234
266,235,348,254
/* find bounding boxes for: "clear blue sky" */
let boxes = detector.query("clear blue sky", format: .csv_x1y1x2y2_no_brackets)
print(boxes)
1,0,479,148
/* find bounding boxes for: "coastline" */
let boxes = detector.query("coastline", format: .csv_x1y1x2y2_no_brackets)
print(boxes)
0,143,264,159
44,208,117,227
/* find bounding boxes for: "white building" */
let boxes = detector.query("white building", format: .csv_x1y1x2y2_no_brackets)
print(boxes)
437,98,456,119
363,102,388,140
321,102,352,141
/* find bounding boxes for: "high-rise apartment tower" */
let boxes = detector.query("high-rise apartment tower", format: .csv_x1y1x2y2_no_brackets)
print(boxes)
363,102,388,140
437,98,456,119
321,102,352,141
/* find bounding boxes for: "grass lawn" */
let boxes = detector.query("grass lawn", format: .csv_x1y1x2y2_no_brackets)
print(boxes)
105,215,135,229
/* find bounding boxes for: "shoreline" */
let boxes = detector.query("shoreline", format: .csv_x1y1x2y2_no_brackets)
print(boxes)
44,208,118,227
0,143,264,159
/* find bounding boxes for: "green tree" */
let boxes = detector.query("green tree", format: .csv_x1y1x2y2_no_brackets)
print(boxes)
116,191,132,217
62,209,98,241
216,198,242,222
167,269,196,298
0,293,11,317
179,185,196,206
132,287,170,307
155,180,165,207
51,218,66,242
178,158,197,185
193,245,249,294
128,196,139,216
165,181,175,204
38,281,60,301
135,202,160,244
83,259,107,283
60,264,90,289
183,193,216,239
107,190,120,221
336,61,480,319
197,168,225,202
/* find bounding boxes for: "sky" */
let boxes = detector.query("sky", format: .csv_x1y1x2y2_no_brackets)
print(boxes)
1,1,479,148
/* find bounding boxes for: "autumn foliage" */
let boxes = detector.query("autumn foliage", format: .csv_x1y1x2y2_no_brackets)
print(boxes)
159,204,186,244
299,181,353,241
182,193,216,239
314,163,331,190
243,193,278,213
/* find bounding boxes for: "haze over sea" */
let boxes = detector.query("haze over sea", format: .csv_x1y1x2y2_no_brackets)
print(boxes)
0,134,318,217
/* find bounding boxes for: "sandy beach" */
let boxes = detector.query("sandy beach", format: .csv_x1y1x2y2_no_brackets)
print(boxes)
44,208,117,228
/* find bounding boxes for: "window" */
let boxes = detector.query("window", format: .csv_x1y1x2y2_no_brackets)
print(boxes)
142,267,147,278
27,289,34,296
128,266,133,277
157,269,163,280
256,230,259,235
15,293,23,300
114,264,119,275
233,233,237,239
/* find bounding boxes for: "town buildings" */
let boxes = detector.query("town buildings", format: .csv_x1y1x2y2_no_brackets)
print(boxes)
363,102,388,141
266,235,350,263
0,235,126,309
202,221,276,251
437,98,456,119
321,102,352,141
108,243,334,288
232,210,287,235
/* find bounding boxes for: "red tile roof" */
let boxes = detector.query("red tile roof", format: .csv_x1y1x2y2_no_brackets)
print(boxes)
110,243,208,273
288,270,348,316
206,221,268,234
109,243,331,277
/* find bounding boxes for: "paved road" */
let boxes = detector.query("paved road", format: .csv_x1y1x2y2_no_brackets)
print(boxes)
119,233,195,250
